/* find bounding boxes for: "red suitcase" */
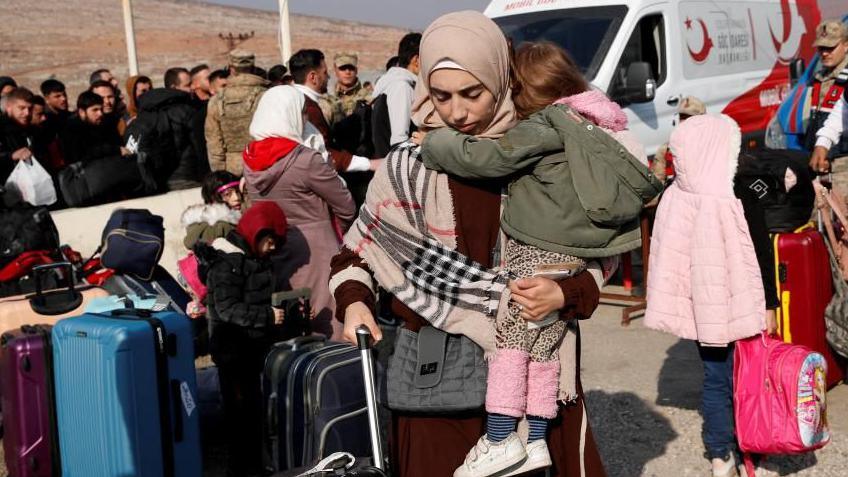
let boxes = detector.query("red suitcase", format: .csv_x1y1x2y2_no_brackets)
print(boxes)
774,227,846,388
0,324,59,477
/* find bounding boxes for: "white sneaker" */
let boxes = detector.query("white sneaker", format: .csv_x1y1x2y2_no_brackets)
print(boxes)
711,454,739,477
503,440,553,476
454,433,527,477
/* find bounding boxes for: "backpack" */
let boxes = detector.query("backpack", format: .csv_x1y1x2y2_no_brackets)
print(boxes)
0,205,60,269
734,334,830,475
100,209,165,280
735,150,815,232
332,99,374,158
371,93,417,158
125,108,178,193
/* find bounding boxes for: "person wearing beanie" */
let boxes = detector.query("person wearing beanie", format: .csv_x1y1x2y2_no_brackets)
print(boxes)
199,201,288,477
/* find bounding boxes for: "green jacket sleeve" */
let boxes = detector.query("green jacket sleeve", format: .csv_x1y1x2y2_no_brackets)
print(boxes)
418,114,565,179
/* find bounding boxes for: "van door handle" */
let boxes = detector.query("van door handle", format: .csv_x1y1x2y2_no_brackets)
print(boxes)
666,96,681,107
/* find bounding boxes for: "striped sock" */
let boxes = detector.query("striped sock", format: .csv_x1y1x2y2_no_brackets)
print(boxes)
486,413,517,443
527,415,549,442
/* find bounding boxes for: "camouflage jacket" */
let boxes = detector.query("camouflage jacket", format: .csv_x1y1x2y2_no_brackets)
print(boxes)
321,81,371,126
205,73,268,176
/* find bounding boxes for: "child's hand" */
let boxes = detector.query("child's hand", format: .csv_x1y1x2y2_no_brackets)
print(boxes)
273,307,285,325
411,131,427,145
185,300,205,319
765,309,778,336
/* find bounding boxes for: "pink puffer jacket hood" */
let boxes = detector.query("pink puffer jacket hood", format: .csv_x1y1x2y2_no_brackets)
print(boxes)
644,114,765,346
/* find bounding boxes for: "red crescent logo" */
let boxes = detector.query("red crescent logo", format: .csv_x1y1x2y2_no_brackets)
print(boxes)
687,18,714,63
768,0,796,63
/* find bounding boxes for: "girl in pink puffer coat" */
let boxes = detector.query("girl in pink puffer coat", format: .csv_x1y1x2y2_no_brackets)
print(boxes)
645,114,779,477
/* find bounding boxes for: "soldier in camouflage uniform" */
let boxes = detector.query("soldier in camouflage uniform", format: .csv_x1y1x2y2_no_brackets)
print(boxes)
320,52,371,127
205,49,269,176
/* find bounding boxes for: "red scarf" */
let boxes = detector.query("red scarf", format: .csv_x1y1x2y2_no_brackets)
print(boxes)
243,137,299,172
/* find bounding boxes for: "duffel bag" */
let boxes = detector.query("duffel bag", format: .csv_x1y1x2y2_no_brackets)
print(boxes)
100,209,164,280
0,206,60,269
58,156,142,208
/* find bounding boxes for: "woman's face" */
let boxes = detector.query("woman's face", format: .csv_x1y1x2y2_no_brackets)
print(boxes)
428,69,497,135
136,81,152,99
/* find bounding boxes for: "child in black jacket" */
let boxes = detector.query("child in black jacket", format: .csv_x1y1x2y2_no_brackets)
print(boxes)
202,201,287,477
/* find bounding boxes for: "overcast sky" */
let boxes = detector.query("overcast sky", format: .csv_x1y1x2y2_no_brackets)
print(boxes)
206,0,491,30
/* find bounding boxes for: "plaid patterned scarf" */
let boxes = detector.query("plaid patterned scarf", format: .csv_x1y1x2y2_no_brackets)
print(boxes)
338,143,580,402
343,144,509,329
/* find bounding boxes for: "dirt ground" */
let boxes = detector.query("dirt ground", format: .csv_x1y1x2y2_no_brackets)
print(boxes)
1,300,844,476
582,299,848,477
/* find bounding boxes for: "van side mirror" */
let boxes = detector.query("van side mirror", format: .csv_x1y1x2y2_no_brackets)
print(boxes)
790,58,805,87
624,62,656,104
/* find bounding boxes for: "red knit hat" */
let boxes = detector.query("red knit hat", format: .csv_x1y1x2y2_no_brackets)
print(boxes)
236,201,288,255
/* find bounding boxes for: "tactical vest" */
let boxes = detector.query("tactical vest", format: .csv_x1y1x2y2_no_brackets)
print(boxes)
805,66,848,157
217,86,264,154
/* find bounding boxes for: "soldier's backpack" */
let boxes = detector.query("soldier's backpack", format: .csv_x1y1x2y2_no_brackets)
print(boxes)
217,85,265,153
333,99,374,159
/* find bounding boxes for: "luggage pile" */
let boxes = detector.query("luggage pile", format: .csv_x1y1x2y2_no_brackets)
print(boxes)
0,205,390,476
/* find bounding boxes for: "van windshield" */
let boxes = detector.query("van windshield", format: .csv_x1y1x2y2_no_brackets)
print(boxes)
493,6,628,81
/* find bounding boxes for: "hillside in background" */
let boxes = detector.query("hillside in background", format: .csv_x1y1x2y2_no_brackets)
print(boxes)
0,0,408,101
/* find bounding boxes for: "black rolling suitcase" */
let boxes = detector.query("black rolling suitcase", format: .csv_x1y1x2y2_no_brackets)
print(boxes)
274,326,387,477
263,335,329,471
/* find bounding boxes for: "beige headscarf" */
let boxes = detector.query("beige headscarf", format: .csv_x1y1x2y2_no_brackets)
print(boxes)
411,10,517,139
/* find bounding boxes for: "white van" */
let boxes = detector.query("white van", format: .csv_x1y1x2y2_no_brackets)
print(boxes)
485,0,841,154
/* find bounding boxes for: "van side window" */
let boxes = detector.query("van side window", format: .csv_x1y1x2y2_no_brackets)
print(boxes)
610,14,666,100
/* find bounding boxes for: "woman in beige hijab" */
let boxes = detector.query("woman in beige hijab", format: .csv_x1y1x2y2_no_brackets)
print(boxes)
329,11,606,477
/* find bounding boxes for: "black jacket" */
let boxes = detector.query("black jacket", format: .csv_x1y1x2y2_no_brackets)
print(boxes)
0,115,32,183
200,232,279,364
128,88,205,191
59,116,122,165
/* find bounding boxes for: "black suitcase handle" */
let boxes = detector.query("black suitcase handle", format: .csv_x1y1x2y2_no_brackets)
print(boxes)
29,262,83,316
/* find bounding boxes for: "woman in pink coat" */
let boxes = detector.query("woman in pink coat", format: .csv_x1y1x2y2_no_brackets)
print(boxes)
645,114,779,477
243,85,356,339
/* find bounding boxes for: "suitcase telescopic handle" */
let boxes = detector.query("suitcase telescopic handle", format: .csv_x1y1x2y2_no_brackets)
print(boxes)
355,325,384,471
33,262,75,297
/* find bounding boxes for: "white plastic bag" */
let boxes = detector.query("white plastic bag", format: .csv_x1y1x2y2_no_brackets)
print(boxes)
4,157,58,206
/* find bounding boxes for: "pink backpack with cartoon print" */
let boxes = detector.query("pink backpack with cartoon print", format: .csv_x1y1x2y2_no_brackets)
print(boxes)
734,334,830,475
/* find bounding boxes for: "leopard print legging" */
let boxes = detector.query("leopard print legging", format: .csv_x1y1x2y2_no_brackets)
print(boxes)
497,238,586,362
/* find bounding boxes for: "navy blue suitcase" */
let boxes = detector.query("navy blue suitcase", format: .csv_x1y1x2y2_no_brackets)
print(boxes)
288,344,375,468
264,335,329,471
273,327,388,477
52,309,201,477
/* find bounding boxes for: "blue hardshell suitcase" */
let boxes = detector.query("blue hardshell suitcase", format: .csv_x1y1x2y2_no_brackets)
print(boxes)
288,344,374,468
52,309,201,477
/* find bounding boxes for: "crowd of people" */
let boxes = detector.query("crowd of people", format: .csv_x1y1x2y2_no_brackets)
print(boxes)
2,10,846,477
0,31,421,209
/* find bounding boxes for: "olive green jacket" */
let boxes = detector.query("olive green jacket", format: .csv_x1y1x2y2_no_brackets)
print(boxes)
420,104,663,258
